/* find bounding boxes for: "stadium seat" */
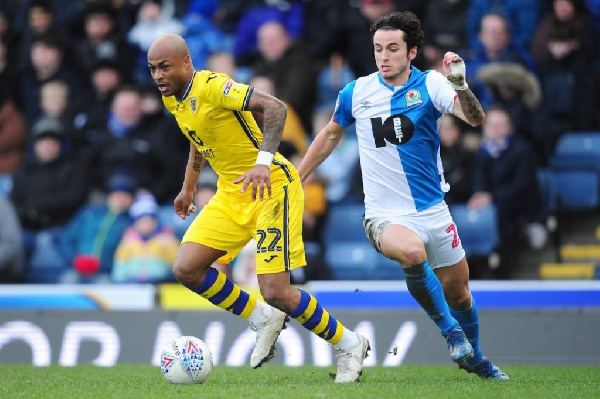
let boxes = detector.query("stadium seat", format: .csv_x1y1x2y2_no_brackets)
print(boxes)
374,254,405,280
449,204,499,257
325,241,379,280
553,132,600,160
157,205,196,240
555,170,599,211
322,202,368,246
549,132,600,212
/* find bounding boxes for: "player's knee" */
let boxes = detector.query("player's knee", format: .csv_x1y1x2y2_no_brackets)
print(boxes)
172,259,209,290
402,247,427,266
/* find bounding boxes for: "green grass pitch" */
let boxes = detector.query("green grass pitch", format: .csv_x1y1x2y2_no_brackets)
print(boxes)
1,364,598,398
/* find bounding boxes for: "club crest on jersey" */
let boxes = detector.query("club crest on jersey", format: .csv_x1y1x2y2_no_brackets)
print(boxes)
405,89,422,106
189,97,198,114
222,80,233,96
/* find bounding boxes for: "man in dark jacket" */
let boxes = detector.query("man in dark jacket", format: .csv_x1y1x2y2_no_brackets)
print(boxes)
468,105,541,278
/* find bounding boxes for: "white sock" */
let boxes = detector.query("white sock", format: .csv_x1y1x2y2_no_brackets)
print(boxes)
247,301,274,325
334,328,360,350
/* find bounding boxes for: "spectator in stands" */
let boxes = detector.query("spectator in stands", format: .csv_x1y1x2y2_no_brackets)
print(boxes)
440,115,475,205
72,57,125,146
59,172,137,284
87,85,174,204
0,5,21,61
17,0,65,71
112,191,179,283
127,0,183,85
332,0,397,78
249,75,308,154
476,62,542,154
11,117,90,278
465,12,537,109
0,90,28,175
72,2,131,80
468,105,541,279
18,33,88,124
536,24,600,157
231,0,305,66
531,0,596,64
422,0,470,70
38,80,75,152
253,21,319,133
0,195,22,283
11,117,89,231
467,0,542,49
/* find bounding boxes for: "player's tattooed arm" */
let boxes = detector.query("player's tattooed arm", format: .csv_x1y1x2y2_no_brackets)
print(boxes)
456,89,485,126
182,142,204,192
247,88,287,154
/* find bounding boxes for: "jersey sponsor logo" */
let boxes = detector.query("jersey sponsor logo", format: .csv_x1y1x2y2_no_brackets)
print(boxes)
222,80,233,96
370,113,415,147
405,89,423,106
189,97,198,114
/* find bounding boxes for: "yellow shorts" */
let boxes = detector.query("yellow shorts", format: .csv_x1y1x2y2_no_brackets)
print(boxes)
182,178,307,274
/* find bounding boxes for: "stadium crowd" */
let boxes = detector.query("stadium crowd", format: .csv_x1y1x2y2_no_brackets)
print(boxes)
0,0,599,284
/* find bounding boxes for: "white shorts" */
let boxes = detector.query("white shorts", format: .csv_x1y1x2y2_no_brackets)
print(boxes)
364,201,465,269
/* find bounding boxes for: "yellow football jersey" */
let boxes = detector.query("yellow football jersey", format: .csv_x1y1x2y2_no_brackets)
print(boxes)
163,70,296,202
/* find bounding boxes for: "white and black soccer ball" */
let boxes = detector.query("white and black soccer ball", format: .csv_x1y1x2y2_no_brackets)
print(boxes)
160,336,213,384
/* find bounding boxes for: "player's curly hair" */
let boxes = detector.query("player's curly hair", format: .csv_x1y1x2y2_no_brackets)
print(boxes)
370,11,424,55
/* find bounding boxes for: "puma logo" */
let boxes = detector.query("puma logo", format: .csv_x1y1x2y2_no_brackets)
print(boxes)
206,74,217,83
264,255,278,263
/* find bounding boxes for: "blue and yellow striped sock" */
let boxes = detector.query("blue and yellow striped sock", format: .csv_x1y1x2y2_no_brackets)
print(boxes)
194,267,257,319
450,295,483,364
404,261,458,335
289,289,350,347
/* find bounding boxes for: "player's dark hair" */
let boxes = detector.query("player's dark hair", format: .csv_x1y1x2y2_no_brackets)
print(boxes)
370,11,424,54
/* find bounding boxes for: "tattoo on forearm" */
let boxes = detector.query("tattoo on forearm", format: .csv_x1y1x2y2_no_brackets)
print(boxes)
250,90,286,154
193,150,203,172
457,89,484,124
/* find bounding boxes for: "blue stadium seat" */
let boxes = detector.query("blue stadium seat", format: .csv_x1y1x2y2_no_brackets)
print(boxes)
325,241,379,280
157,205,196,240
555,170,599,210
553,132,600,159
450,204,499,257
322,203,368,246
549,132,600,212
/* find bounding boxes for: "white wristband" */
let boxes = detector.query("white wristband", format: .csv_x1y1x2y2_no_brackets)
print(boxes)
447,60,469,91
256,151,274,166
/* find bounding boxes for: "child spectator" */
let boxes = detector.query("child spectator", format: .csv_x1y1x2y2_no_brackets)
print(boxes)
112,191,179,283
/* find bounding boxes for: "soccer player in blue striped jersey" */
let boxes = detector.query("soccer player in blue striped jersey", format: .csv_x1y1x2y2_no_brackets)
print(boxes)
147,33,369,382
298,11,508,380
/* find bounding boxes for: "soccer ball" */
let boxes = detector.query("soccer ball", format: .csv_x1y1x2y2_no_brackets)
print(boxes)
160,336,213,384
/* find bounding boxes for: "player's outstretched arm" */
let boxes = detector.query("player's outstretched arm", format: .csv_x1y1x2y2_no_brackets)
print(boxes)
233,88,287,201
442,52,485,127
297,119,345,183
174,142,204,219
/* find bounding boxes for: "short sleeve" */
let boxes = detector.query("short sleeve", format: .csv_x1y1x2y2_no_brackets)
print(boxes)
201,72,252,111
425,70,456,115
332,80,356,128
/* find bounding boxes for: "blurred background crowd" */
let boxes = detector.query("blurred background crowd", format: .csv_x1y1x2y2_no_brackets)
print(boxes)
0,0,599,285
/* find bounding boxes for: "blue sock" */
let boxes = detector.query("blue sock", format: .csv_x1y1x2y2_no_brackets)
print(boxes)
450,295,483,364
404,261,458,335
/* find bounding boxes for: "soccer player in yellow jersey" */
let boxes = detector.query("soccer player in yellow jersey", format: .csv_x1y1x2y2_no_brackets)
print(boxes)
147,33,369,382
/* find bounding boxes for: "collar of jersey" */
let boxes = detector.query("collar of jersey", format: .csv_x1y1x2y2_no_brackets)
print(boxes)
176,70,197,102
377,65,417,91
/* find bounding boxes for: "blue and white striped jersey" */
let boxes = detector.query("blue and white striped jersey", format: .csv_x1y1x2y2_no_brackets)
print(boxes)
333,66,456,218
